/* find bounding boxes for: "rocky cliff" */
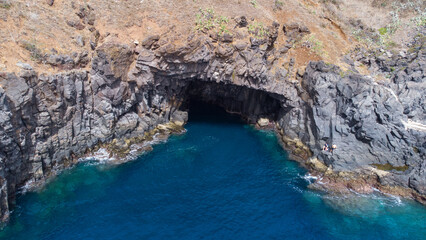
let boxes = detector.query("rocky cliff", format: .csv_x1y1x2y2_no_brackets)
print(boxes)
0,15,425,223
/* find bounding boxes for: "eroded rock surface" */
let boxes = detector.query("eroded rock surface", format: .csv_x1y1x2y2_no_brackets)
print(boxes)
0,28,424,222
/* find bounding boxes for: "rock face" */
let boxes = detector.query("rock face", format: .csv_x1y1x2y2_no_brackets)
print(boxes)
0,29,424,221
301,61,425,195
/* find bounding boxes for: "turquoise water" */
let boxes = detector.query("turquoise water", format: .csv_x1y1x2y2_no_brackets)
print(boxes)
1,103,425,240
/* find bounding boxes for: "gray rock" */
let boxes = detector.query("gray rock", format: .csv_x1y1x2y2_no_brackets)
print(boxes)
141,35,160,49
66,19,85,30
282,22,310,41
221,33,233,43
0,27,424,223
16,62,33,70
235,16,248,28
75,35,85,47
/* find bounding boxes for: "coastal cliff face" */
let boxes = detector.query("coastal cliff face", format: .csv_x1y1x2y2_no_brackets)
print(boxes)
0,0,425,223
1,27,425,222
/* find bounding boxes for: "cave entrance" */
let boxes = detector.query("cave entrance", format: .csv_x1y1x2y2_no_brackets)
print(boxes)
178,81,283,125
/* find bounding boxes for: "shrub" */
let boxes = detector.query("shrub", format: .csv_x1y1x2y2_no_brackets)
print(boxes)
195,8,230,36
248,22,269,39
195,8,215,31
250,0,257,8
300,34,326,57
0,2,11,9
274,0,283,10
372,163,409,172
20,41,44,62
378,27,388,35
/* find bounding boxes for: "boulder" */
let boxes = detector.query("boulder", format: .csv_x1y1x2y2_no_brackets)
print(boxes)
257,118,270,127
141,35,160,49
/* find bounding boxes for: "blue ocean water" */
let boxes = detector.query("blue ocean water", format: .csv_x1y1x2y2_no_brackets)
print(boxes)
1,103,425,240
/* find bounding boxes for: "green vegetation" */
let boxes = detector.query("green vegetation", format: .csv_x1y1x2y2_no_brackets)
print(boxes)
321,0,338,4
391,0,426,27
301,34,326,57
351,28,377,48
250,0,258,8
274,0,283,10
352,1,425,49
372,163,409,172
195,8,230,36
195,8,215,31
379,1,426,43
411,12,426,27
0,2,11,9
21,41,44,62
378,27,388,36
248,21,269,39
216,16,230,35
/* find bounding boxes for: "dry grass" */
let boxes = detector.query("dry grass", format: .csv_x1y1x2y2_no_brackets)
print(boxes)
0,0,421,75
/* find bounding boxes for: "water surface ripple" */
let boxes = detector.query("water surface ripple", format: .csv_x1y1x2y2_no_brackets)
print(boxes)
1,105,425,239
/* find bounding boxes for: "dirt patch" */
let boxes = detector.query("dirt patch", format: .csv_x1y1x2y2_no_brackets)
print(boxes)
0,0,422,75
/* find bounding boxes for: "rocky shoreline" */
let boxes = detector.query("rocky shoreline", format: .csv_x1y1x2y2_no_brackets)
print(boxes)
0,20,425,223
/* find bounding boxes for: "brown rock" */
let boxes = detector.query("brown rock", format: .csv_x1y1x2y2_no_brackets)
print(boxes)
141,35,160,49
66,20,85,30
235,16,248,28
221,33,233,43
282,23,310,41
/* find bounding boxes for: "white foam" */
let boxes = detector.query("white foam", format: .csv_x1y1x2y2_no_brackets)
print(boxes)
372,187,403,205
79,132,174,164
18,179,36,194
300,173,318,183
78,148,116,163
316,177,324,185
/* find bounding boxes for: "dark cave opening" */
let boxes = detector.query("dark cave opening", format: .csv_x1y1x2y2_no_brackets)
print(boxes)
178,80,284,124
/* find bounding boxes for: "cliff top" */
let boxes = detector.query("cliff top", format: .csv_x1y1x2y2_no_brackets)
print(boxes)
0,0,424,75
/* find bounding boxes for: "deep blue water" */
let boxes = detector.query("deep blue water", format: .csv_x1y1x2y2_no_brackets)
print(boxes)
1,103,425,240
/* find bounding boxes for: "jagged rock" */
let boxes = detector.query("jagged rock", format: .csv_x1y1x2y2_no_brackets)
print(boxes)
250,37,267,47
46,0,54,6
75,35,85,47
90,40,96,50
235,16,248,28
268,21,280,45
87,13,96,25
66,19,85,30
234,41,247,51
46,54,62,66
257,118,269,127
115,112,140,136
221,33,233,43
0,30,424,223
171,111,188,126
301,60,425,192
76,4,95,25
16,62,33,70
75,51,90,67
141,35,160,49
282,23,310,41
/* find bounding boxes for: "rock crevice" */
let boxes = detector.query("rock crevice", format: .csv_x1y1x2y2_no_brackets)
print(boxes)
0,31,425,222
